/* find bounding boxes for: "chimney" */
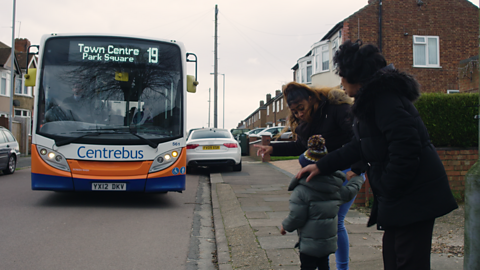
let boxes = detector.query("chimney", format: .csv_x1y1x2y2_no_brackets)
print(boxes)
275,90,281,97
260,101,265,106
266,94,272,102
15,38,31,52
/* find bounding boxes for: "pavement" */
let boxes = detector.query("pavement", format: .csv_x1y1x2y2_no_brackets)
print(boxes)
211,156,465,270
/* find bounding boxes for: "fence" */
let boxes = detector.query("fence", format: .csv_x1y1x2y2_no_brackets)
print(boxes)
0,116,31,156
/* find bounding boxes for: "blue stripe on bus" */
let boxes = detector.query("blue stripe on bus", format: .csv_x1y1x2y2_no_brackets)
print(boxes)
145,175,186,192
31,173,185,192
32,173,74,191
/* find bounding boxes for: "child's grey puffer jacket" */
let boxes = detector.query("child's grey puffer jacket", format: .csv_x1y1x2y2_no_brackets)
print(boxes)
282,171,364,258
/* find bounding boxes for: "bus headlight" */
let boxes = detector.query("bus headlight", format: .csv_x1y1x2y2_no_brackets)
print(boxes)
37,145,71,172
149,148,182,173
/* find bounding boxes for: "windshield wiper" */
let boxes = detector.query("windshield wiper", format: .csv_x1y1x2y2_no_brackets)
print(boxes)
55,132,101,147
76,127,158,149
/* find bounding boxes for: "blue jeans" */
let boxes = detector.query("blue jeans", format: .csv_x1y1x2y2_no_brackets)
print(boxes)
335,168,357,270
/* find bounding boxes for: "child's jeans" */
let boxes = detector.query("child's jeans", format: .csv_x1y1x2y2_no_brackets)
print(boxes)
300,253,329,270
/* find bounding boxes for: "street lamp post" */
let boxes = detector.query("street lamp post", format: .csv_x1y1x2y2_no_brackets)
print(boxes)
210,73,225,128
9,0,16,131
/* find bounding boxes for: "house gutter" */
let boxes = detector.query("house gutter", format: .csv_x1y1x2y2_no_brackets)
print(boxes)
378,0,383,52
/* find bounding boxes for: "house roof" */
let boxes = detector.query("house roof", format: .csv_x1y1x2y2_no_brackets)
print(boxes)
15,51,35,69
0,48,22,74
0,41,9,49
0,48,12,67
320,21,344,41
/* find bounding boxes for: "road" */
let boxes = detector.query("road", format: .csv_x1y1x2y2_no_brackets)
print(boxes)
0,168,214,270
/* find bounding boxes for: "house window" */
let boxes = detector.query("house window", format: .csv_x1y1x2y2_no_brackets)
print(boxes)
315,45,329,73
258,111,261,119
413,35,440,67
280,98,283,110
299,61,306,83
276,101,279,112
267,106,269,116
14,109,31,118
332,39,338,54
1,73,6,96
298,58,313,84
306,61,312,83
15,78,22,94
273,102,275,112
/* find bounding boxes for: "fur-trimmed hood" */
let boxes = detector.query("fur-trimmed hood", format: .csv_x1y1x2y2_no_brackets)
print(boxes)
315,87,353,106
351,65,420,120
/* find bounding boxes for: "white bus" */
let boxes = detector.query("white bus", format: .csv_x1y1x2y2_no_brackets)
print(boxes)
25,33,198,192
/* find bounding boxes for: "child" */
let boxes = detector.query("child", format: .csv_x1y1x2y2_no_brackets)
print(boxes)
280,135,364,270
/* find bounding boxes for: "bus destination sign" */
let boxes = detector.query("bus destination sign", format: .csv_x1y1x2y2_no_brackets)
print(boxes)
69,41,159,64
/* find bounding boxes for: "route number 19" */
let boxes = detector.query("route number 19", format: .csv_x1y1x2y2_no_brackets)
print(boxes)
147,48,158,63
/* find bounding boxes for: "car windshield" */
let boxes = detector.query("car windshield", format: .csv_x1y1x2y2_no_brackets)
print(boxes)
36,36,183,146
190,130,231,139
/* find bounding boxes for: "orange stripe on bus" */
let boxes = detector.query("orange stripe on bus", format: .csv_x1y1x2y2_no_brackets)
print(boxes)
31,144,72,177
68,160,152,176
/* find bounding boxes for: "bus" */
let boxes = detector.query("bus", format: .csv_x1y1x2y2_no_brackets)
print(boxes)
24,33,198,192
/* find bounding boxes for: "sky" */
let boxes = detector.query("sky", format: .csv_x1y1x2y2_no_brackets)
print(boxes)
1,0,478,132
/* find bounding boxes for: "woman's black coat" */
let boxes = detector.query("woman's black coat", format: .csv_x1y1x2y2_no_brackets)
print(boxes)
271,91,353,160
315,68,458,230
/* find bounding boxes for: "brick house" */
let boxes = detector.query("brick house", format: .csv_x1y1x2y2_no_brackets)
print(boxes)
293,0,478,93
264,90,289,128
242,89,291,130
243,101,267,130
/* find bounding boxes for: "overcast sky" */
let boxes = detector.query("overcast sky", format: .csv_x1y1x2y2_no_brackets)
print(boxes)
1,0,478,132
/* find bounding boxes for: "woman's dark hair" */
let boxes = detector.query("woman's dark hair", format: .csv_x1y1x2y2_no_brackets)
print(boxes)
333,40,387,84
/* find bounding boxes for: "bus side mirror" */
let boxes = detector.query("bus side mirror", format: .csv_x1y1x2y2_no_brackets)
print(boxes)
24,68,37,87
187,75,198,93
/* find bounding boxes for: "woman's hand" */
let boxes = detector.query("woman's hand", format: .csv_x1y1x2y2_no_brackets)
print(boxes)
346,171,359,181
280,225,286,235
296,164,320,182
253,144,273,157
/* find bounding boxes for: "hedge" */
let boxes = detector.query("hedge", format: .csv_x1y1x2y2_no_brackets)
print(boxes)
414,93,478,147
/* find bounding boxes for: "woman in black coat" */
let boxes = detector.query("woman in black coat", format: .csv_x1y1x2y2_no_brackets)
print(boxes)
255,81,362,270
297,40,458,270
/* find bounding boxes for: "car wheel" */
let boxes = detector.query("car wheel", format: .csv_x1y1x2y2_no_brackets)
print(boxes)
233,161,242,172
3,155,16,175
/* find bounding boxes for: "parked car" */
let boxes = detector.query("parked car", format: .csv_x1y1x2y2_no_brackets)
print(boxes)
187,127,205,140
251,126,289,139
186,128,242,172
230,128,250,141
0,127,20,175
246,127,265,136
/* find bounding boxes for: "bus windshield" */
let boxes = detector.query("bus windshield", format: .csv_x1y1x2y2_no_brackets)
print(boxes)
37,36,183,146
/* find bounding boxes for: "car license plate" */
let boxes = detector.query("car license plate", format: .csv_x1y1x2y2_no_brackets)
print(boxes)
92,183,126,191
203,145,220,150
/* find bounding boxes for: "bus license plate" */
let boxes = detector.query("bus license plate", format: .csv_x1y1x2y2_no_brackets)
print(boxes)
92,183,126,191
203,146,220,150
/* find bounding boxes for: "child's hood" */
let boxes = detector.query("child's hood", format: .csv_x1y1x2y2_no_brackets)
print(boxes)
288,171,345,193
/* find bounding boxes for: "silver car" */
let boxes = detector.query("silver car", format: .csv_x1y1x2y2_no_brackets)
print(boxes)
0,127,20,175
186,128,242,172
